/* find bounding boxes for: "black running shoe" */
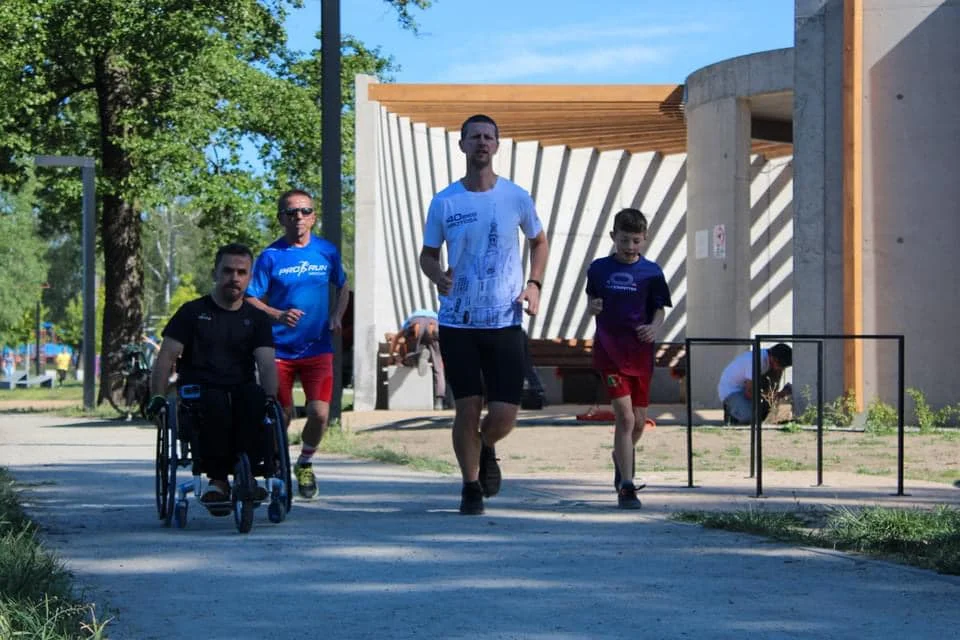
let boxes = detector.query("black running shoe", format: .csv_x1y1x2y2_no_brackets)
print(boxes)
613,449,646,491
478,443,501,497
460,481,484,515
618,482,642,509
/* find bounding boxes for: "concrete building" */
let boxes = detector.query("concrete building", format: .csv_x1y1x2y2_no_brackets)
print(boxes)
352,0,959,415
794,0,960,412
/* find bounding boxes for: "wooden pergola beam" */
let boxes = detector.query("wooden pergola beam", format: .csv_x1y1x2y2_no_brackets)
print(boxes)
371,82,793,159
369,83,683,104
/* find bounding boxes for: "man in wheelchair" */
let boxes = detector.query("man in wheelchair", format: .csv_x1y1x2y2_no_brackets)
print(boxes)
147,243,279,515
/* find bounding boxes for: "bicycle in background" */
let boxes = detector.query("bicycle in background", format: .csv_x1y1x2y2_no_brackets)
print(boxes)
105,343,151,421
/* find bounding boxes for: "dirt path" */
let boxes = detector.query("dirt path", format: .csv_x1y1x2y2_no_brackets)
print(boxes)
339,406,960,490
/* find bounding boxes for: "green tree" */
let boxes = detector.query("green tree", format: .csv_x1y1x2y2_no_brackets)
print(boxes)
60,286,105,356
41,234,83,325
153,274,201,335
0,190,46,343
0,0,419,404
141,201,210,326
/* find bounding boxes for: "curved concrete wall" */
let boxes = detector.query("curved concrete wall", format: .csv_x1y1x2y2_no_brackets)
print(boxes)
685,49,795,407
354,75,795,411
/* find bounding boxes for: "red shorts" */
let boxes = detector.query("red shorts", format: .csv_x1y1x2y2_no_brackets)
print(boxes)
276,354,334,408
600,370,651,408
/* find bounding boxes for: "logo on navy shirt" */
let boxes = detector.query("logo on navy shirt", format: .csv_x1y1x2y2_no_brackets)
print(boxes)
277,261,329,277
606,272,636,292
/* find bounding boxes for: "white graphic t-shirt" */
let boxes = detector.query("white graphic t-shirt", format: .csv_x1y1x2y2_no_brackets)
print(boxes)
423,178,543,329
717,349,771,401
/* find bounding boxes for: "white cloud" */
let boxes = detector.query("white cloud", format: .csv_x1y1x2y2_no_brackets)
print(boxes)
434,20,712,82
439,44,671,83
497,23,713,49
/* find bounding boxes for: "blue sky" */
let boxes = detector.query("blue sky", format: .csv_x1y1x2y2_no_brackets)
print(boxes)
286,0,795,84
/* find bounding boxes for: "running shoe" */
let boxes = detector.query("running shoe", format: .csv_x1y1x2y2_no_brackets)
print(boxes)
459,481,484,515
478,443,501,497
294,462,318,499
617,482,642,509
612,450,646,491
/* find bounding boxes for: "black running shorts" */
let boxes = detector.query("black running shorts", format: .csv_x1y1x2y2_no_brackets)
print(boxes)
438,325,525,405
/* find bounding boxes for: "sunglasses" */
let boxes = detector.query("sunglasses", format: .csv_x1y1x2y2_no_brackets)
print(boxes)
280,207,314,218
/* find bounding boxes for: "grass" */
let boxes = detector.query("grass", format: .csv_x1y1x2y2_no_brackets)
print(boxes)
0,468,109,638
0,382,84,402
766,457,814,472
907,469,960,485
856,465,892,476
672,505,960,574
314,426,455,475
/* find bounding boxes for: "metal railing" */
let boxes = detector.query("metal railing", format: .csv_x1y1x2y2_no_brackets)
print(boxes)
684,333,906,497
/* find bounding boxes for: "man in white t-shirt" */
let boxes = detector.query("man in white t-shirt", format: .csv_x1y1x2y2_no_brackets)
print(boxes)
717,343,792,425
419,114,549,515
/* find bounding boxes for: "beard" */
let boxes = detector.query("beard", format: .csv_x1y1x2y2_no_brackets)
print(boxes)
218,283,243,303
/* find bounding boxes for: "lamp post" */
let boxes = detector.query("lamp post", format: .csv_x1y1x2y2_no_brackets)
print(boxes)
321,0,343,421
34,155,96,410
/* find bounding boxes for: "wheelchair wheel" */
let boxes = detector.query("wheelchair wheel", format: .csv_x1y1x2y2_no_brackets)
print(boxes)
266,400,293,515
154,406,177,525
232,453,255,534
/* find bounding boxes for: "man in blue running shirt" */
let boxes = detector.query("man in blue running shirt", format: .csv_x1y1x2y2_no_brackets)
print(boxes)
246,189,350,499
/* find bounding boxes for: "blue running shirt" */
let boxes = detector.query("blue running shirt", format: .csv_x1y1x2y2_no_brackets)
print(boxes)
423,178,543,328
247,235,347,359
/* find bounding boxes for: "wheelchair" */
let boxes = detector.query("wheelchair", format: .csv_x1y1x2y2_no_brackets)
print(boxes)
154,385,293,533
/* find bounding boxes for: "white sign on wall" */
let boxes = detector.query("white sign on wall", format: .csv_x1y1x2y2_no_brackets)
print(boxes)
695,229,708,260
713,224,726,259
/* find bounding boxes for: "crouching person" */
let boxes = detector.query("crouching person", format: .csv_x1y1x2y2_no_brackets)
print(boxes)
147,243,279,515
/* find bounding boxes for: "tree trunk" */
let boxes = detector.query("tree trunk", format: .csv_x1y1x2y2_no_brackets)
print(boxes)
95,56,144,408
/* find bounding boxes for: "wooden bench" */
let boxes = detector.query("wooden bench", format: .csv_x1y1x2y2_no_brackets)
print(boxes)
527,339,687,404
527,339,687,373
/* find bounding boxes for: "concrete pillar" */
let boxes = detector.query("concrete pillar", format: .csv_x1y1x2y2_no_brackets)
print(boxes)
685,96,752,407
353,74,382,411
793,0,846,408
861,0,960,409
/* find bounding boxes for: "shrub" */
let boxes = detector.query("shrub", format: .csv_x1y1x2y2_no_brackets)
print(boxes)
795,386,818,425
824,390,858,427
865,397,898,434
907,388,958,432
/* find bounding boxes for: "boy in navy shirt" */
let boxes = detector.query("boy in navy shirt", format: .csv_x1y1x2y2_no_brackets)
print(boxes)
586,208,672,509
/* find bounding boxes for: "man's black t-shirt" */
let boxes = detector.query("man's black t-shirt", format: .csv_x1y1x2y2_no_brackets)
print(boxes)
162,295,273,387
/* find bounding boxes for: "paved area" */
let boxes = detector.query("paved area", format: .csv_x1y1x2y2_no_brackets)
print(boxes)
1,413,959,639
